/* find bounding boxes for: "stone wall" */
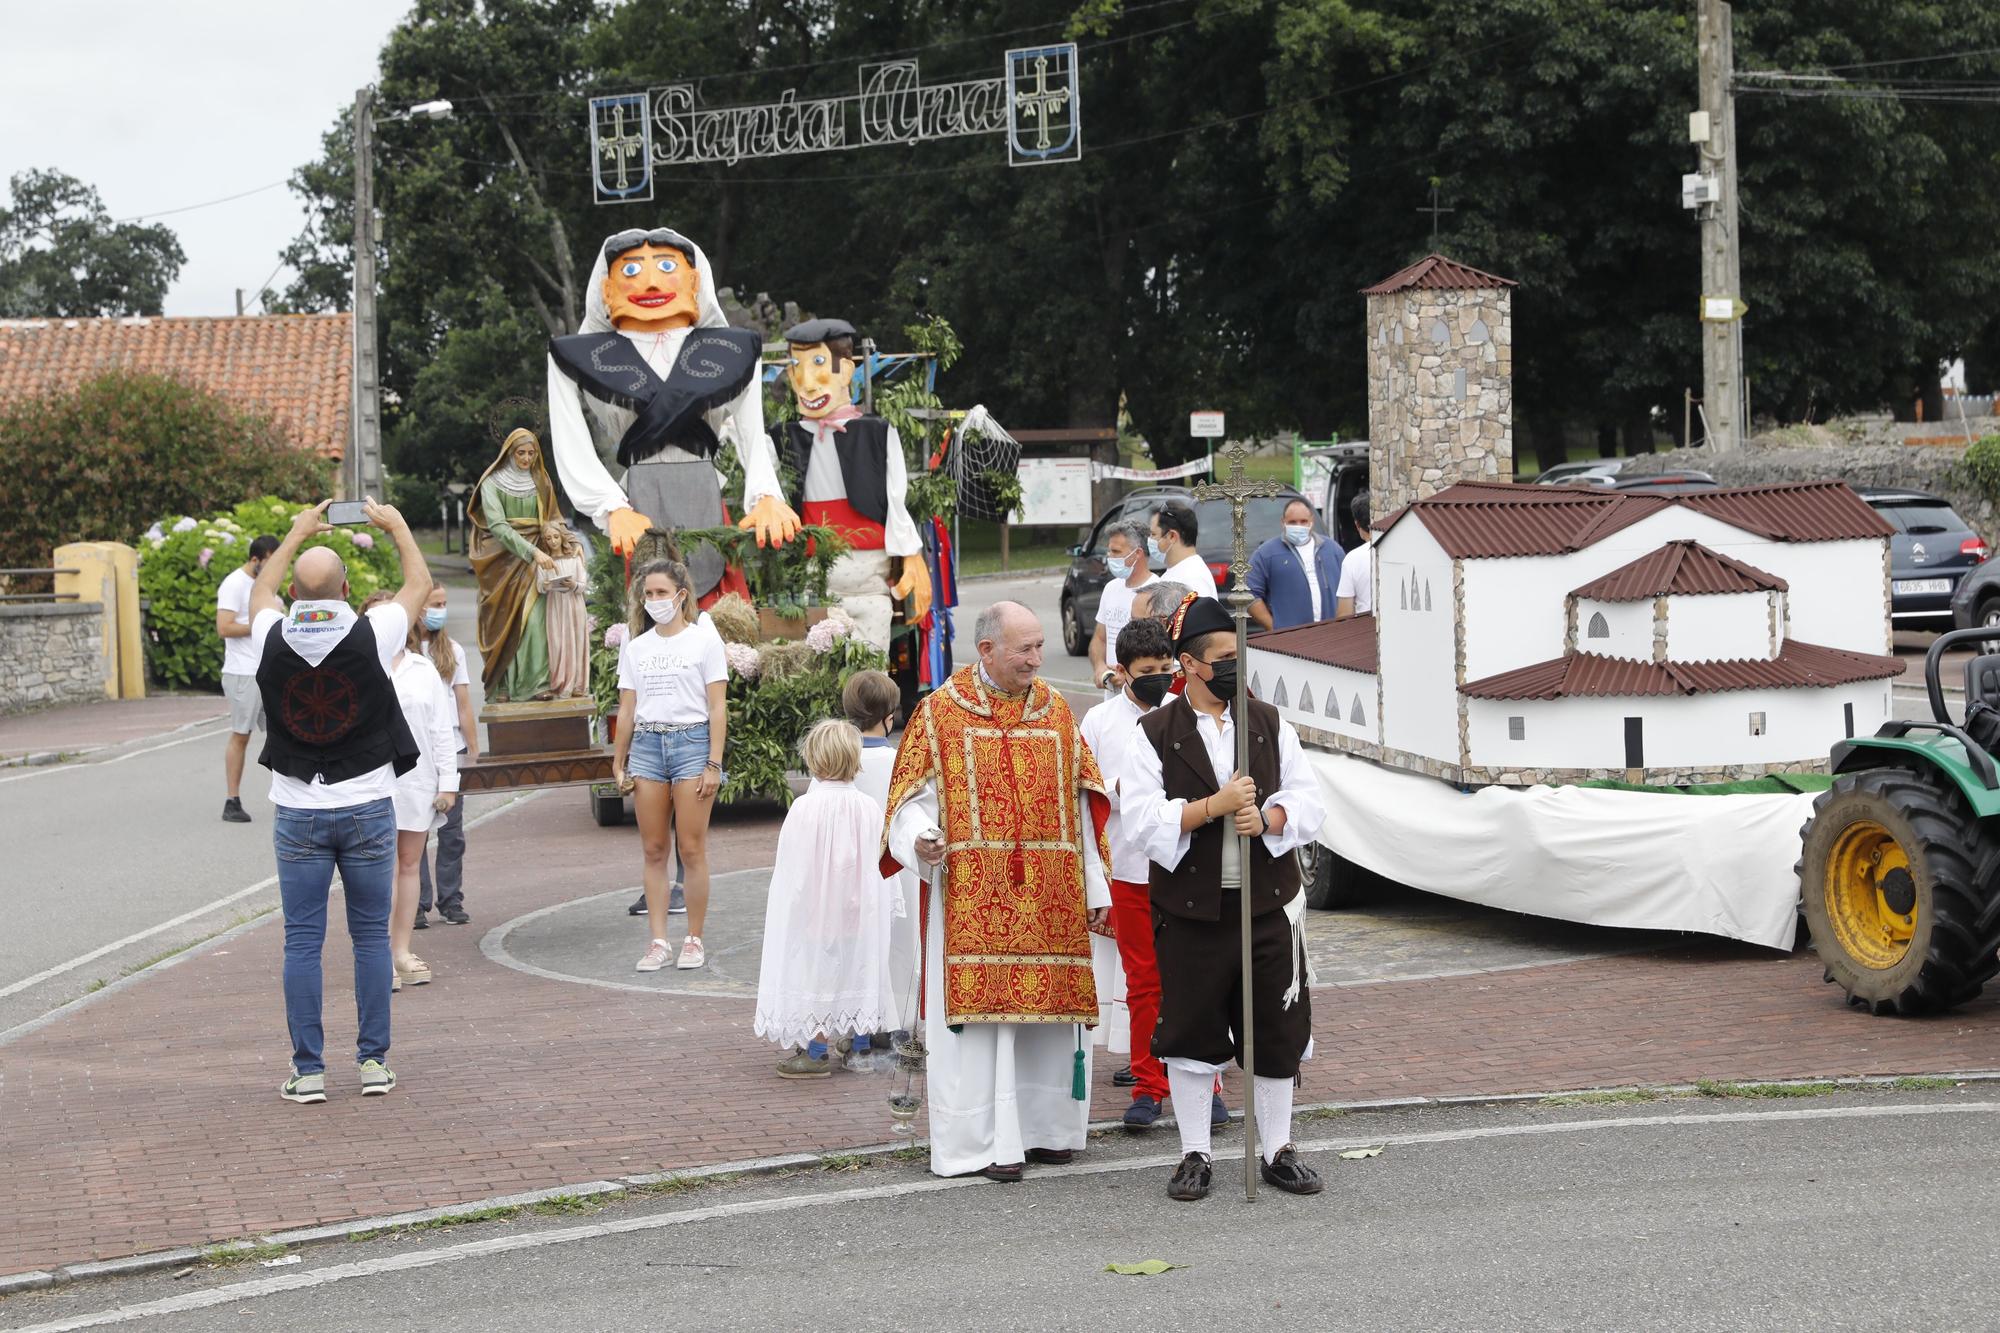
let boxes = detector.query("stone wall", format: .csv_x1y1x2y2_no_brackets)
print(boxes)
0,603,107,714
1366,287,1514,518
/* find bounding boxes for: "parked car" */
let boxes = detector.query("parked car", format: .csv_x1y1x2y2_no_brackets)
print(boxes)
1596,469,1718,496
1307,441,1371,550
1855,487,1989,631
1533,457,1629,486
1058,484,1324,656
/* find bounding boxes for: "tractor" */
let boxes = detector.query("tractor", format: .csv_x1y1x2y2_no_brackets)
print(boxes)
1799,628,2000,1015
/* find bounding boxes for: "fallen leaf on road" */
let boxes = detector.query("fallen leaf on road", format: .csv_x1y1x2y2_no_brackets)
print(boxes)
1338,1147,1384,1160
1104,1260,1181,1276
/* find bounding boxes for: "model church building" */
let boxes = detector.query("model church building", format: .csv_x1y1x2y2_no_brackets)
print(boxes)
1246,254,1899,786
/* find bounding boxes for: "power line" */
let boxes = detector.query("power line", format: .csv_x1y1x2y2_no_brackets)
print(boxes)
110,179,289,225
1817,44,2000,73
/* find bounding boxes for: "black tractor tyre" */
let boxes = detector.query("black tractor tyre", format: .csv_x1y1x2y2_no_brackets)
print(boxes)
1796,766,2000,1016
1302,841,1375,910
1060,596,1088,657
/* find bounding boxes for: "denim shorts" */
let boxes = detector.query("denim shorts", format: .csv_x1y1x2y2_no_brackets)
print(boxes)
627,722,715,784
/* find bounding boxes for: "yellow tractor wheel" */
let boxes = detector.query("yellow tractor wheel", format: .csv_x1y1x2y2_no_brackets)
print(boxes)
1797,767,2000,1016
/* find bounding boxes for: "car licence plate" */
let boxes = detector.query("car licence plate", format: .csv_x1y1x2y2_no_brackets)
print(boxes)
1894,578,1951,595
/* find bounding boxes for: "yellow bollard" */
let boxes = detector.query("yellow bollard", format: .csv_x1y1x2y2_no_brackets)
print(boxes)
53,542,146,700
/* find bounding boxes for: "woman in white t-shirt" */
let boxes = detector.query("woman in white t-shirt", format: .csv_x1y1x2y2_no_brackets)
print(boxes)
414,584,478,928
362,592,459,989
613,557,728,973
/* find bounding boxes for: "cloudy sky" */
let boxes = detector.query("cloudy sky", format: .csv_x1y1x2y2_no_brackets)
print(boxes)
0,0,414,316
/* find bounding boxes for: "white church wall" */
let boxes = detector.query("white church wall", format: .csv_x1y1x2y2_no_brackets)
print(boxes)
1376,517,1459,763
1246,651,1379,744
1665,592,1773,662
1464,681,1892,772
1718,539,1887,654
1575,597,1654,661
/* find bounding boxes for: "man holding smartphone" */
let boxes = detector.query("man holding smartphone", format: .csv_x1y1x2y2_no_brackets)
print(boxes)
246,497,431,1104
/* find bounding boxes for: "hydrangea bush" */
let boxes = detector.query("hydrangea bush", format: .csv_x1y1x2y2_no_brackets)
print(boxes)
136,496,405,690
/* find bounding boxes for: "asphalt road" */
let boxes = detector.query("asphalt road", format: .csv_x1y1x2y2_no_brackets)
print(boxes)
7,1088,1995,1331
0,587,519,1037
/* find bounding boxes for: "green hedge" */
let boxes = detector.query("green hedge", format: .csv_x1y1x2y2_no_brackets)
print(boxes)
136,496,405,690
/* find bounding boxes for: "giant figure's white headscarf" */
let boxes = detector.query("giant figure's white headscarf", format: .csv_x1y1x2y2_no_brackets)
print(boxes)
578,226,731,336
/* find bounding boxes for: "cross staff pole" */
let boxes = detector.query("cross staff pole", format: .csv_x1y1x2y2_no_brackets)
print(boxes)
1192,439,1283,1200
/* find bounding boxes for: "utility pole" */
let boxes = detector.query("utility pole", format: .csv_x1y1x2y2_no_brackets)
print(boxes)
350,86,384,502
1695,0,1744,452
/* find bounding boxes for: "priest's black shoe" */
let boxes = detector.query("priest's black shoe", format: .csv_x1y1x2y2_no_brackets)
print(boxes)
982,1162,1025,1183
1257,1145,1324,1195
1167,1152,1212,1202
1111,1065,1137,1087
1025,1148,1072,1165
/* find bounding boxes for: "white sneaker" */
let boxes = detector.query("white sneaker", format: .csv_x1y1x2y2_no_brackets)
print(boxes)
676,936,705,970
636,939,671,972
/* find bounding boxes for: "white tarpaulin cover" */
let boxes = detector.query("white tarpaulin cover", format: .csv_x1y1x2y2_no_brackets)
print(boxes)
1308,749,1811,950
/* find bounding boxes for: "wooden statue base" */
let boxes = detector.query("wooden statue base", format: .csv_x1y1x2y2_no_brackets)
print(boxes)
462,697,612,793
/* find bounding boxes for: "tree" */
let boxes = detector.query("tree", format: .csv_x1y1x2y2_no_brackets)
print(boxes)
0,169,186,317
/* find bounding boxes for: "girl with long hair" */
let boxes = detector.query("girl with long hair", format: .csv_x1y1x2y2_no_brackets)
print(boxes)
414,583,478,928
612,558,727,971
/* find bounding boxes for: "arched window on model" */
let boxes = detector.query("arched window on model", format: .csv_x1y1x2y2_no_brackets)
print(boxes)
1588,612,1610,639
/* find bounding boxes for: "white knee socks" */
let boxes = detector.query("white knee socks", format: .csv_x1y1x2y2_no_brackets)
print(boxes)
1167,1064,1214,1160
1254,1075,1294,1164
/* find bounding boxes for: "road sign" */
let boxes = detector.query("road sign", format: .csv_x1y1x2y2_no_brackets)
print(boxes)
1189,410,1225,439
1700,295,1749,322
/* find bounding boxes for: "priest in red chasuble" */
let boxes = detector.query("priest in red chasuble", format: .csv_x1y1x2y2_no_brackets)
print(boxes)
881,601,1113,1182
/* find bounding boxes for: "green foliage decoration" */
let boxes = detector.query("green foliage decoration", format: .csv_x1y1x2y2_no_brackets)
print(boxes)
0,370,332,569
135,496,404,691
1961,435,2000,501
672,523,851,615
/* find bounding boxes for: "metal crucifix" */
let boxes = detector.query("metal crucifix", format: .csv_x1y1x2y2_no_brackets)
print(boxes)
1191,439,1283,1199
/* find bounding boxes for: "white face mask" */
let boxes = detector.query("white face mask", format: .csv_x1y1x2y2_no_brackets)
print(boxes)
643,597,681,625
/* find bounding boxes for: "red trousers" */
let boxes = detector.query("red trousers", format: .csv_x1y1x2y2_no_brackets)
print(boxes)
1110,878,1167,1101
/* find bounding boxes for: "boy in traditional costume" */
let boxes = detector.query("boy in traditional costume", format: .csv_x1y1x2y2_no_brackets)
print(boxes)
771,317,931,651
880,602,1111,1181
1125,595,1328,1201
546,226,800,601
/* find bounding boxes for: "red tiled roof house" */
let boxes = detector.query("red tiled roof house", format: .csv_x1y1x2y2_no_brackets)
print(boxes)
1247,479,1899,786
0,314,353,460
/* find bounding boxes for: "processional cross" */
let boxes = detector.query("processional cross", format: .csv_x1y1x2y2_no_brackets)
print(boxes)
1191,439,1284,1200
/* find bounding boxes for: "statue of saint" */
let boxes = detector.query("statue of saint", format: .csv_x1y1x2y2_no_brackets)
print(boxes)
539,521,592,699
469,428,563,703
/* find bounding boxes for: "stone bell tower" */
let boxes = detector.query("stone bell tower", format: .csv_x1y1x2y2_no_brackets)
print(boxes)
1361,253,1516,519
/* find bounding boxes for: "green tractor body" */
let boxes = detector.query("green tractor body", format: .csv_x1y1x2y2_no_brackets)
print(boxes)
1800,629,2000,1015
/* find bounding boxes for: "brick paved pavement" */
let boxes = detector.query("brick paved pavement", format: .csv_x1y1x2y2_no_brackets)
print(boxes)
4,790,1998,1278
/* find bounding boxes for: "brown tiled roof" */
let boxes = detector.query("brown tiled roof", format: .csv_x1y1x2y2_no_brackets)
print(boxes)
1360,253,1518,295
1384,480,1890,559
1461,640,1902,700
1570,540,1788,601
0,314,352,459
1250,614,1379,673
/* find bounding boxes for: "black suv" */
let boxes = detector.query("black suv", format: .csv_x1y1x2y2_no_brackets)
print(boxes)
1057,484,1324,656
1858,487,1988,632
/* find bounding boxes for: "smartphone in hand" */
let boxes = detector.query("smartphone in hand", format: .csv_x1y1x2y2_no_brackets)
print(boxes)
327,500,370,526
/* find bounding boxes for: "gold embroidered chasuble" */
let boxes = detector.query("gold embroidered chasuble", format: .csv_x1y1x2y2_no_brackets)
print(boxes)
880,666,1112,1025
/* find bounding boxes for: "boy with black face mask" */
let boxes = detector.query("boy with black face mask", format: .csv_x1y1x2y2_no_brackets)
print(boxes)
1126,595,1327,1201
1079,617,1179,1127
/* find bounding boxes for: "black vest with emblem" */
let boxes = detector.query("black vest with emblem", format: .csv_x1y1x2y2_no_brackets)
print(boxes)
780,416,891,525
256,614,420,787
1137,693,1301,923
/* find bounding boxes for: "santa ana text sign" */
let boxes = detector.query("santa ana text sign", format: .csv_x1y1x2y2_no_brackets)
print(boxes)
590,43,1081,203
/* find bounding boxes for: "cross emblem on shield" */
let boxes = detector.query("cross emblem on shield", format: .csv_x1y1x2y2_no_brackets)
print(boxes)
590,93,654,204
1005,43,1082,166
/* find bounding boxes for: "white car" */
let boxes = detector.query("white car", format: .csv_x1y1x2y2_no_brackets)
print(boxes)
1533,458,1627,486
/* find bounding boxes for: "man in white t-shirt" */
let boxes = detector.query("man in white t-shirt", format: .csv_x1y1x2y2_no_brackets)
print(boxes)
1150,500,1218,599
1335,493,1375,619
247,499,432,1105
1089,518,1157,693
217,535,281,823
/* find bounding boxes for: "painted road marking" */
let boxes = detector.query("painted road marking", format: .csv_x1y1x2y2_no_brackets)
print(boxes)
0,719,232,786
14,1099,1996,1331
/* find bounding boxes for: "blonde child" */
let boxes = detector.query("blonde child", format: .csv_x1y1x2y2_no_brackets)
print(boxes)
843,670,916,1036
753,719,900,1078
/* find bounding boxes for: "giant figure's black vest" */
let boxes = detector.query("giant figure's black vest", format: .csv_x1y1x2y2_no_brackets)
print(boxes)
547,327,763,468
1137,694,1301,923
256,614,420,787
780,416,892,526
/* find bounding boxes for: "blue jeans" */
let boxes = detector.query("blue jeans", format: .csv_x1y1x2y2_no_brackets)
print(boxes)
626,723,713,784
273,798,396,1073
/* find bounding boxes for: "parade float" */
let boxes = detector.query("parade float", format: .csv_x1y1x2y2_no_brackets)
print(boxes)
1247,255,1905,966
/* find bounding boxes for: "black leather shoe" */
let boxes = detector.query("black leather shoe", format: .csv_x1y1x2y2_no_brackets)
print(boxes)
1111,1065,1137,1087
982,1162,1025,1183
1025,1148,1073,1165
1258,1145,1324,1195
1167,1152,1212,1201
